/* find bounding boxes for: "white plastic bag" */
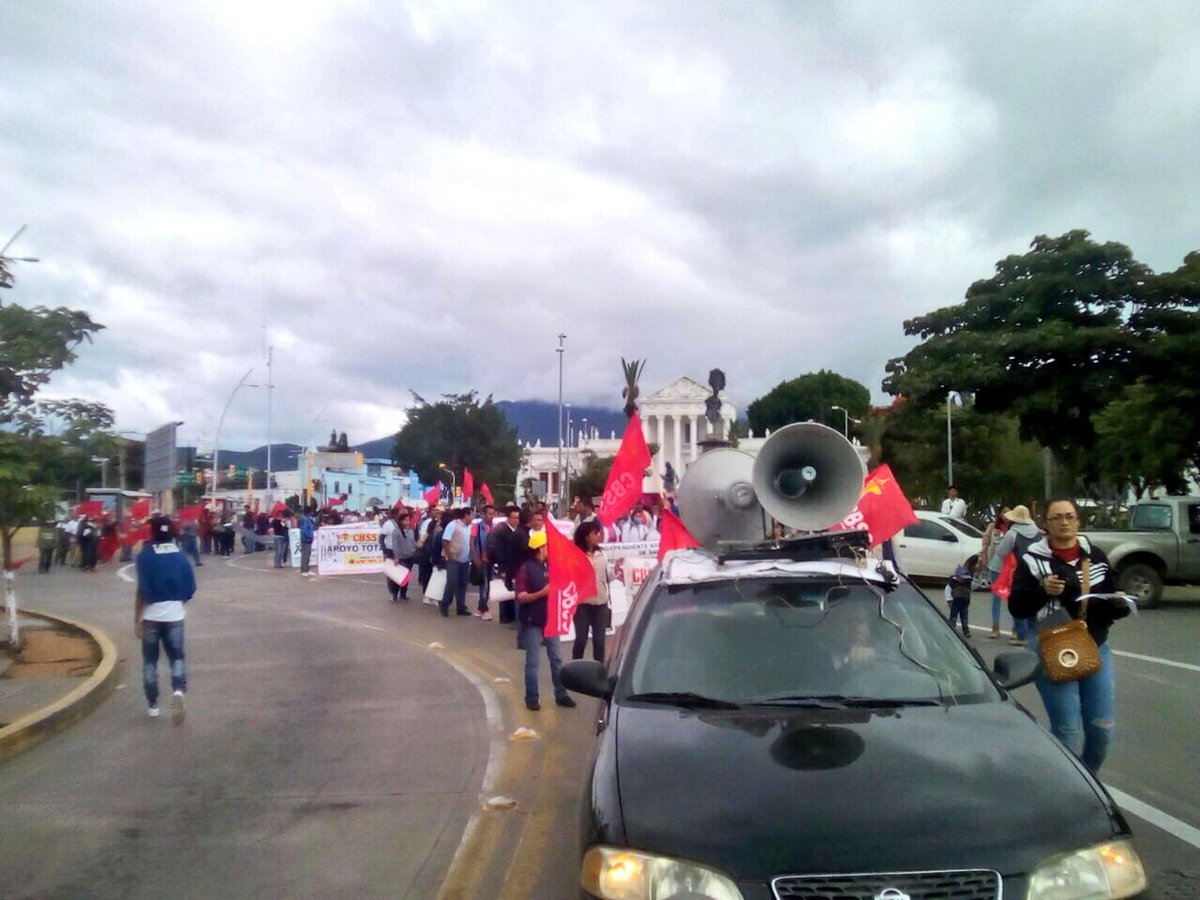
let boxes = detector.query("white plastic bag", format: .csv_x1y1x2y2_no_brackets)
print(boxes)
489,577,515,602
425,568,447,603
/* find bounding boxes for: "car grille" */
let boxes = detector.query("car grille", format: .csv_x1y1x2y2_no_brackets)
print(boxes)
772,869,1001,900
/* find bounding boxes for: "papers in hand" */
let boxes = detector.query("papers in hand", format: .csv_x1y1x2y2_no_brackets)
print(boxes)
1078,593,1139,616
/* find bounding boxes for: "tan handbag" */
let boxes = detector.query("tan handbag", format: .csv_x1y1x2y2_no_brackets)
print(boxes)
1038,559,1102,684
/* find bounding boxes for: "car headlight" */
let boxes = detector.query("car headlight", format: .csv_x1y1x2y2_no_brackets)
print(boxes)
580,846,744,900
1027,839,1148,899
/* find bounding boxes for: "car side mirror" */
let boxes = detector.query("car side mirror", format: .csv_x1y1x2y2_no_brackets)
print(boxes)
993,651,1039,691
561,660,612,699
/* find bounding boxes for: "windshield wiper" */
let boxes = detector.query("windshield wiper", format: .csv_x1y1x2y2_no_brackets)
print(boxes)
750,694,943,708
625,691,741,710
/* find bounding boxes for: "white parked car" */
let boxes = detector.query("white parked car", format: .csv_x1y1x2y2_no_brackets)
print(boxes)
893,510,984,580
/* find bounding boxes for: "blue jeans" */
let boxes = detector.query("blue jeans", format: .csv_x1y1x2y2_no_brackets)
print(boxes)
274,535,288,567
948,598,970,633
181,534,201,566
1013,617,1033,641
1028,631,1115,773
476,563,490,612
141,620,186,706
991,593,1002,627
521,623,567,703
442,560,470,614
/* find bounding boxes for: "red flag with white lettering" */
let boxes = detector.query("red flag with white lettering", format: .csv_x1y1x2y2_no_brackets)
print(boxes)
598,412,652,527
462,468,474,501
480,483,494,506
830,465,918,549
657,507,702,561
545,518,598,637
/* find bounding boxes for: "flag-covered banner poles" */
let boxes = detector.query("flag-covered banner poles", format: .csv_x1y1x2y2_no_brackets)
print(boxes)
598,411,652,527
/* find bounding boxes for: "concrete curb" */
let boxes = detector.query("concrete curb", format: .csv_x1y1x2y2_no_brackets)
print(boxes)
0,608,120,763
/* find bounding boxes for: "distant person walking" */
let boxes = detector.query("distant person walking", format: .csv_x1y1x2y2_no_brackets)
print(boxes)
36,519,57,573
272,512,290,568
440,508,473,617
136,515,196,723
515,531,575,712
298,508,316,576
572,520,611,662
78,517,100,571
387,512,418,602
941,486,967,518
179,516,202,567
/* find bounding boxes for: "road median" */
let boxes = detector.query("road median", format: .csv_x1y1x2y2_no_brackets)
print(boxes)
0,607,120,762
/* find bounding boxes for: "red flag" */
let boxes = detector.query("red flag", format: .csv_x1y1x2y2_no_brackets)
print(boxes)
544,519,598,637
462,468,474,501
329,496,345,507
177,506,203,524
129,499,150,519
480,483,494,505
76,500,104,517
830,465,918,549
423,485,441,507
392,497,408,510
598,412,652,527
270,501,287,516
120,524,150,549
657,507,702,561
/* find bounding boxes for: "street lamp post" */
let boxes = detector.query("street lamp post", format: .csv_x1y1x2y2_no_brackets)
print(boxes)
212,368,259,498
946,391,956,486
829,405,860,438
556,333,566,514
564,404,573,508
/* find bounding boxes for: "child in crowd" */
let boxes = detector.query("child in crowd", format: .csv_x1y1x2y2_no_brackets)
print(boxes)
944,559,975,639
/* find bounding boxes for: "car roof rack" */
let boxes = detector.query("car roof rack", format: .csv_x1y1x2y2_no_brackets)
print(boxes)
715,529,871,565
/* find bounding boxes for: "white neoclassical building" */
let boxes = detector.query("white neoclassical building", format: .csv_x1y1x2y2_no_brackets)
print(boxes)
516,376,738,506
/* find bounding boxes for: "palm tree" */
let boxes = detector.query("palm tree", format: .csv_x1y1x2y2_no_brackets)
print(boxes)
622,358,646,418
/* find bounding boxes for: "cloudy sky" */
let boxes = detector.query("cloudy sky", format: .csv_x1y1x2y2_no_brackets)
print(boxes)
4,0,1197,452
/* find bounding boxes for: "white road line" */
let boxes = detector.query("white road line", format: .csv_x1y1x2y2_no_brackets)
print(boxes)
1104,786,1200,850
1111,649,1200,673
117,564,135,583
984,626,1199,674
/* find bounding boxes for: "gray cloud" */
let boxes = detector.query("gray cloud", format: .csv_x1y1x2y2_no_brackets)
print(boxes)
3,0,1196,453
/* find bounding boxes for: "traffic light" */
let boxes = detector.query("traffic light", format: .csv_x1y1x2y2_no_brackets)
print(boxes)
227,464,236,477
194,471,204,485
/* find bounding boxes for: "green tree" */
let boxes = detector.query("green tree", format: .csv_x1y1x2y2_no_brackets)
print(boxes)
392,392,521,500
572,454,615,504
1093,381,1192,498
1,303,109,569
884,231,1155,487
880,400,1044,519
747,371,870,436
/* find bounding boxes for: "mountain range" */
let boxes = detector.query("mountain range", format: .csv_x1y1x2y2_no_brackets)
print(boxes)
187,400,628,470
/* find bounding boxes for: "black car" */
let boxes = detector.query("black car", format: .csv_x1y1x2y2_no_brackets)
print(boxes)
562,548,1148,900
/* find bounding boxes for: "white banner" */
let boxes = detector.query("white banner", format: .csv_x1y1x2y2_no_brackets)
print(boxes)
315,523,384,575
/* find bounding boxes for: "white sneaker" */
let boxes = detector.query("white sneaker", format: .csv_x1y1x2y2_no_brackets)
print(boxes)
147,706,161,718
171,690,186,725
480,612,494,621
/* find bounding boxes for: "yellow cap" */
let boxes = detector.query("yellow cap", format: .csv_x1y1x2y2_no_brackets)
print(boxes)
528,530,547,550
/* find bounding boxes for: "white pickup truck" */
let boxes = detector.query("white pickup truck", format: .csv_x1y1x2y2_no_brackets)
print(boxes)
1085,496,1200,608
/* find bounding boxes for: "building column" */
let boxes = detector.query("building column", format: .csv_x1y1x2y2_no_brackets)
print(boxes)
672,414,683,478
691,415,701,462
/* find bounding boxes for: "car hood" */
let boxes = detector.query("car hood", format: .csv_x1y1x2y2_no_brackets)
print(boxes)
613,700,1122,881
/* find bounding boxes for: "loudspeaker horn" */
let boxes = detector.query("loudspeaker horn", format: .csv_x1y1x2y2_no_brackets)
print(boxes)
751,422,866,532
677,448,764,545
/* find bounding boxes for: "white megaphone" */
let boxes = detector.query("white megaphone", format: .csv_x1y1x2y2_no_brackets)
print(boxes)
676,448,765,545
750,422,866,532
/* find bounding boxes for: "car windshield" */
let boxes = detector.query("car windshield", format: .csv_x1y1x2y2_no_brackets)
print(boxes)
624,579,998,706
941,517,983,538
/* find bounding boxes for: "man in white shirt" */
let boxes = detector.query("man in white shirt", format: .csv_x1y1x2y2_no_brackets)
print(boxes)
941,486,968,518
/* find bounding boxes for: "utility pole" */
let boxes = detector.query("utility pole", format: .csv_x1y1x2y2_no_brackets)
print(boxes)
556,333,566,515
946,391,954,486
266,343,274,500
564,403,573,510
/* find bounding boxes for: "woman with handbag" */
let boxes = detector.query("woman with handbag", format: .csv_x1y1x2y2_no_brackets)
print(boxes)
1009,497,1132,773
571,520,613,662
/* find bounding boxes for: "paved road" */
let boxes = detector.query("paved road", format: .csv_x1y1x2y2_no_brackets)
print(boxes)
2,556,1196,898
0,554,495,900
